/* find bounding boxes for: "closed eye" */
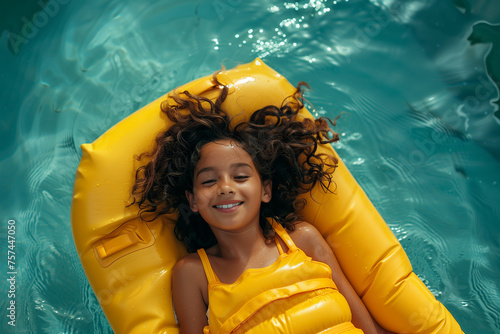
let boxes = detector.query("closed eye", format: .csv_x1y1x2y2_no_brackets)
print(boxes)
234,175,249,181
201,179,216,185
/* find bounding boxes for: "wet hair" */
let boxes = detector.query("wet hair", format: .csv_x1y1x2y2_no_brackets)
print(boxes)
130,72,339,252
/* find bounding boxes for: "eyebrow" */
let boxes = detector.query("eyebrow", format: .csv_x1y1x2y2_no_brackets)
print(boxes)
196,163,253,178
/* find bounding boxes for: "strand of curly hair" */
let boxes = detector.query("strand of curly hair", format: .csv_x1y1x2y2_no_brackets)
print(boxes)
130,71,339,252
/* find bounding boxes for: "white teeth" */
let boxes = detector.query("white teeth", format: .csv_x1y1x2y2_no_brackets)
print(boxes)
215,202,242,209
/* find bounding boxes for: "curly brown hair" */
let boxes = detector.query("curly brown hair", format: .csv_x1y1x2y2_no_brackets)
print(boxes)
130,75,339,252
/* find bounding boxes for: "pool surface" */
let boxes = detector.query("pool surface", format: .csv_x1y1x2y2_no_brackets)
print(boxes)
1,0,499,333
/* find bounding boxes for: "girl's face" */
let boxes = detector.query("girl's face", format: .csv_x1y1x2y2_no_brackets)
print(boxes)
186,139,272,233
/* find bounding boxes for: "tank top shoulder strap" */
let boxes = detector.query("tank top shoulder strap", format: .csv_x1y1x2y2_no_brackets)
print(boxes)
271,220,298,252
196,248,220,284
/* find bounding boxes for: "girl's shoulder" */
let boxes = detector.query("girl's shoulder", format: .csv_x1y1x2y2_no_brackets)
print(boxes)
287,221,322,241
173,251,205,277
287,221,324,247
172,251,210,330
172,251,209,305
286,221,334,262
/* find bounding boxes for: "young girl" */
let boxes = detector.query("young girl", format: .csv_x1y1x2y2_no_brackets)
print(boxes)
131,74,393,334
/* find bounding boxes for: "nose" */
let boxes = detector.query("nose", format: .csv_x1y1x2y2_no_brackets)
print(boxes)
217,177,234,196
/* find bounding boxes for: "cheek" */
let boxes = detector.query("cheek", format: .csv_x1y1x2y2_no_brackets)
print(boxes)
192,191,212,210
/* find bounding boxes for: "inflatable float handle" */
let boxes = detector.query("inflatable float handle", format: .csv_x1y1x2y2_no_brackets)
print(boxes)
91,221,155,268
95,228,144,260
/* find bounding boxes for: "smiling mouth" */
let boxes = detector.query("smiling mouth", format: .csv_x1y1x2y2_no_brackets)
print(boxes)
214,202,243,209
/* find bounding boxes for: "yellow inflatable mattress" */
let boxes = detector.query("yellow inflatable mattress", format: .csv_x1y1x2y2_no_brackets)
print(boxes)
71,58,463,334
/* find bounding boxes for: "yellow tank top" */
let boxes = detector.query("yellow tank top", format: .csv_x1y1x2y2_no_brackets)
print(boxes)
197,223,364,334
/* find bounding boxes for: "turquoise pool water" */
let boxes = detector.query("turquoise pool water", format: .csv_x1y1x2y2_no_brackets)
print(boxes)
1,0,499,333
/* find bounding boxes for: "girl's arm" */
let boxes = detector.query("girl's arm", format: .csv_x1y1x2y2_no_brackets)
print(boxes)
172,254,209,333
290,222,395,334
